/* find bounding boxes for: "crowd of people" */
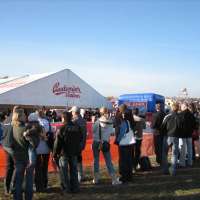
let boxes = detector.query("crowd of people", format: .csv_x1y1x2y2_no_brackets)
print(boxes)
156,101,199,176
0,101,200,200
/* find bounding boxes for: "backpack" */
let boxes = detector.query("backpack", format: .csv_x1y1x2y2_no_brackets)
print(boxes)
139,156,152,171
62,124,81,155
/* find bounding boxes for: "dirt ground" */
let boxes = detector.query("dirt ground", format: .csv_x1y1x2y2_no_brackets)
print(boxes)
1,157,200,200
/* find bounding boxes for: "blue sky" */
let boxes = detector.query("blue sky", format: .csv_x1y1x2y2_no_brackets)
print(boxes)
0,0,200,97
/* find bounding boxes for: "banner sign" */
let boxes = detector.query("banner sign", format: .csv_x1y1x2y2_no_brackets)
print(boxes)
52,82,81,98
124,101,147,114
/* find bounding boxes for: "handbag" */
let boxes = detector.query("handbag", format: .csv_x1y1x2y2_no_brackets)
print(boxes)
99,123,110,152
119,121,136,146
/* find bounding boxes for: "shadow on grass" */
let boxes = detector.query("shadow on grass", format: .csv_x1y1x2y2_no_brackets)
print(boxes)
1,159,200,200
45,186,61,194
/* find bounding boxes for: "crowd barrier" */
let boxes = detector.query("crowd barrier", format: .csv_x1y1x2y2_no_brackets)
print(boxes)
0,122,155,178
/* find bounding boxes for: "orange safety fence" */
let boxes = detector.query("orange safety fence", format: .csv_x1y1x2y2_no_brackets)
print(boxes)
0,122,155,178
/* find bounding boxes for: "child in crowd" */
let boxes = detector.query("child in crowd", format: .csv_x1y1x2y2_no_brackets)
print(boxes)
24,113,42,165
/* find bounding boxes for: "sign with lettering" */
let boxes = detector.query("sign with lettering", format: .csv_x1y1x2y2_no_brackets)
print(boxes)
124,101,147,114
52,82,81,98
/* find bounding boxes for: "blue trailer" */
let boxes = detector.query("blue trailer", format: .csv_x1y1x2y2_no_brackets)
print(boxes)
118,93,165,114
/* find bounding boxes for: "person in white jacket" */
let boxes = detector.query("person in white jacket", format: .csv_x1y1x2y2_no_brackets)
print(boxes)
92,107,121,185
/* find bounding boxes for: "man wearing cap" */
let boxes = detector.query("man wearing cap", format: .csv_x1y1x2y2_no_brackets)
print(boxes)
70,106,87,182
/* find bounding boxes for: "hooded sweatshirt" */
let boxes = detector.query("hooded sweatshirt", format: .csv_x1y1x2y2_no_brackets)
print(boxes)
93,116,114,142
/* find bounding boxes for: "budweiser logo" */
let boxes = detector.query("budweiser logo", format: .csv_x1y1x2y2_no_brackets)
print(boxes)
52,82,81,98
125,102,147,108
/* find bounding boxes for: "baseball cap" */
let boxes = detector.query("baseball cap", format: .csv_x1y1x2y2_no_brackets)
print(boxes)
69,106,80,113
28,112,39,122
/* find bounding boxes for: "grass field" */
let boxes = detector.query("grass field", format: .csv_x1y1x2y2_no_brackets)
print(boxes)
1,157,200,200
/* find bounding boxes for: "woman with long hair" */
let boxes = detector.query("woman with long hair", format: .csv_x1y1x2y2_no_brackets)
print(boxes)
12,107,34,200
115,104,135,183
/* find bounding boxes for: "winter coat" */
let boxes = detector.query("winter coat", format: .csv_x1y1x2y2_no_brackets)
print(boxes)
73,115,87,150
12,124,29,161
152,111,166,132
179,109,196,138
2,123,13,148
53,121,81,157
93,116,114,143
161,112,183,138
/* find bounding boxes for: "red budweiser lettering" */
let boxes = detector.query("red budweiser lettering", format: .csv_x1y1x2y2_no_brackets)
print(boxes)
52,82,81,98
125,102,147,108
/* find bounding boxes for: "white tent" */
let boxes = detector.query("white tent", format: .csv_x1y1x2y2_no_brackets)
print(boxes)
0,69,112,109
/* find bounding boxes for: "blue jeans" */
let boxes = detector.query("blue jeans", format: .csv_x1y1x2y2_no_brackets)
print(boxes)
13,160,34,200
28,146,37,166
59,156,79,192
179,138,193,166
92,141,115,175
162,136,179,175
28,145,37,165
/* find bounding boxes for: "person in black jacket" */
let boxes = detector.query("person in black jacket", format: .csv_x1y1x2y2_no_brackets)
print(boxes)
152,103,166,165
161,102,182,176
2,121,14,196
0,112,5,144
179,102,196,167
70,106,87,182
2,106,20,196
53,111,81,193
189,103,199,161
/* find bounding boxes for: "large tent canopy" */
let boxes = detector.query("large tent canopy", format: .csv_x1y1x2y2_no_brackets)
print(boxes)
0,69,112,109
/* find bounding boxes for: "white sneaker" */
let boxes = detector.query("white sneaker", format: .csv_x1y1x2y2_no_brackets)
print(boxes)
78,172,81,183
112,177,122,185
92,173,99,184
92,178,99,184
